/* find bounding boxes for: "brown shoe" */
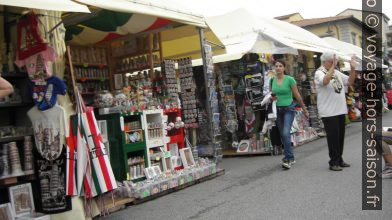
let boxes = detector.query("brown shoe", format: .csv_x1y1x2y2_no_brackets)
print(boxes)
329,165,343,171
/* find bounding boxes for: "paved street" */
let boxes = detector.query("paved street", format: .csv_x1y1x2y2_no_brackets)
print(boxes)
102,113,392,220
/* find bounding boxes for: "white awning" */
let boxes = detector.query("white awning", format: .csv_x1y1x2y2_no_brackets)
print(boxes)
323,37,388,70
255,16,340,55
73,0,206,27
0,0,90,13
192,9,343,66
323,37,362,58
206,9,340,56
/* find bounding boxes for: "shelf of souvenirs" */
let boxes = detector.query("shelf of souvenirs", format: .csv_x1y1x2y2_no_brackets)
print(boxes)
0,170,35,181
72,63,109,68
115,63,161,75
76,77,110,81
125,128,143,133
112,49,161,60
0,134,33,143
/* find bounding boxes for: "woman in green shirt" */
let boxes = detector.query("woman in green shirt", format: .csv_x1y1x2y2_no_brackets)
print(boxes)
271,60,308,169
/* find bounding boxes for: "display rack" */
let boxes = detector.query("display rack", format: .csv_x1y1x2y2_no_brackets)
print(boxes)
121,112,148,181
142,109,168,169
0,69,35,186
68,45,112,105
164,108,185,170
95,111,148,181
164,108,185,150
110,33,162,89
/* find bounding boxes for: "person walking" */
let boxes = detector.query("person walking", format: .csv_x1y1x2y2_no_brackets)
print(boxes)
314,52,356,171
376,129,392,178
271,59,308,169
0,76,13,99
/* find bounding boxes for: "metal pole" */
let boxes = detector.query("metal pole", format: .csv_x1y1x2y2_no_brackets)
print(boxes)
198,27,219,160
66,46,77,98
198,27,213,136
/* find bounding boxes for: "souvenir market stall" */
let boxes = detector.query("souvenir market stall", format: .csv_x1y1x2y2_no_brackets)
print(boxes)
63,0,225,217
192,9,343,156
0,1,224,219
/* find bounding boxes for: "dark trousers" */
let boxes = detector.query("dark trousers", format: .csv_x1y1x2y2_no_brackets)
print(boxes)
322,114,346,166
270,125,282,146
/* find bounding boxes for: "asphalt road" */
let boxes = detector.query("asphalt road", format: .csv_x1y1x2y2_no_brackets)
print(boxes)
102,113,392,220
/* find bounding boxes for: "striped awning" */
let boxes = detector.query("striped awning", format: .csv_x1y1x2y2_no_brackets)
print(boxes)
65,10,172,44
65,0,206,45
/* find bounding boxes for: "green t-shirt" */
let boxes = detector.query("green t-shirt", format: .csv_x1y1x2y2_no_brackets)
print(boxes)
271,75,296,107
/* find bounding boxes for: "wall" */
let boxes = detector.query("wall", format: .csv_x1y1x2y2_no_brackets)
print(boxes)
305,24,340,39
338,9,389,51
302,19,372,48
277,13,304,23
287,14,304,22
347,22,363,47
338,20,353,44
161,26,225,60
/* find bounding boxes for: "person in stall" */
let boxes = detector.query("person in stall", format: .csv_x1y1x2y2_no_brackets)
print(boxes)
270,59,308,169
0,77,14,98
314,52,356,171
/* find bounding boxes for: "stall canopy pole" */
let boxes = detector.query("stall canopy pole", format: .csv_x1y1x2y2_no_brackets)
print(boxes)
66,46,77,98
205,40,225,49
198,27,213,144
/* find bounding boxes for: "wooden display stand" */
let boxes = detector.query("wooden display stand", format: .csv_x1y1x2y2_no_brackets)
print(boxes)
164,108,185,170
121,112,148,182
142,109,168,170
66,45,112,106
109,33,162,90
164,108,185,149
95,111,148,182
0,70,36,190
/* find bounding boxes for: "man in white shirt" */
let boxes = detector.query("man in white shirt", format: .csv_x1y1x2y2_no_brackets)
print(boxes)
314,52,356,171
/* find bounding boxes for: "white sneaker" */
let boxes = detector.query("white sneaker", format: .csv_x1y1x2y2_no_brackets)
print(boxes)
281,159,291,169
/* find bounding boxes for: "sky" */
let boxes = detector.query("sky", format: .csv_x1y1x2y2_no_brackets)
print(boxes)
174,0,392,23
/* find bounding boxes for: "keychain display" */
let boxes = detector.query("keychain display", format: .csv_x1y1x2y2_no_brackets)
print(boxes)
179,57,198,128
203,44,222,162
244,59,264,112
162,60,179,108
218,63,238,134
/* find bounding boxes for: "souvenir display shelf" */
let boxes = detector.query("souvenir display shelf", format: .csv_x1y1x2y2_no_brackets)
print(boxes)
0,136,35,184
0,68,36,185
164,108,185,151
110,33,162,77
142,109,168,168
67,45,112,106
121,112,148,182
95,111,148,182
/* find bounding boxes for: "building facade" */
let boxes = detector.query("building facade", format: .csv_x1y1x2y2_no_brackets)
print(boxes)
337,8,390,57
